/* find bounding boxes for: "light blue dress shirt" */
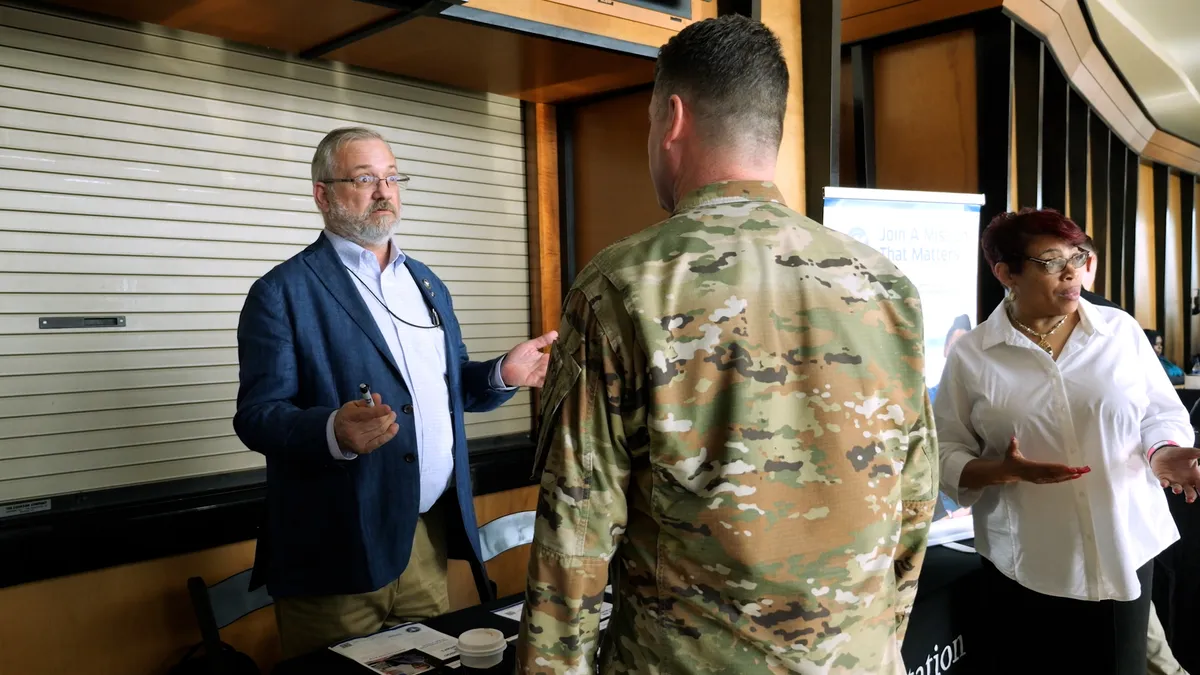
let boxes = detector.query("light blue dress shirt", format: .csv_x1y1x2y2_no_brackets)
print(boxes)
322,230,513,513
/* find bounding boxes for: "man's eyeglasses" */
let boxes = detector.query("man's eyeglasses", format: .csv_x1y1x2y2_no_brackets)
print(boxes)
320,174,410,190
1026,250,1090,275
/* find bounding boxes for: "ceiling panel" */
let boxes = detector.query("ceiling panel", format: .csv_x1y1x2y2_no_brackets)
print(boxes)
1085,0,1200,147
323,15,655,103
41,0,397,54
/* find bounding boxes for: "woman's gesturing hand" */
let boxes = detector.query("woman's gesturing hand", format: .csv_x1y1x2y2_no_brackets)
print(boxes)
1150,446,1200,503
1002,437,1091,484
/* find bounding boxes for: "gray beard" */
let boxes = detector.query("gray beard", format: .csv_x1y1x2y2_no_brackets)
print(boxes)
325,200,399,248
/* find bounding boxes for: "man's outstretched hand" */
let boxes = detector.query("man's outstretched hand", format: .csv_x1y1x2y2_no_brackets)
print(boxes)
500,331,559,388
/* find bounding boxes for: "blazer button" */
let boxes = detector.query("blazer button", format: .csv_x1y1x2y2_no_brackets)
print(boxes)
405,453,416,463
402,404,413,415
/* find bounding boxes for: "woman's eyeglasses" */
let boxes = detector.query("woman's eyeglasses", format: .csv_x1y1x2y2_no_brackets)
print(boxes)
1026,251,1091,274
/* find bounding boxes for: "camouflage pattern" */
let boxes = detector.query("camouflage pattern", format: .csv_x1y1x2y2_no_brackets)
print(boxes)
515,181,938,675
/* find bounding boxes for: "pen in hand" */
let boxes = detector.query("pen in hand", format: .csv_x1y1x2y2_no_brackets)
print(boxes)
359,383,375,407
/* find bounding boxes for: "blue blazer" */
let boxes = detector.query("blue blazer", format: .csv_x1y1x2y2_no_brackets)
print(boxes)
233,233,516,599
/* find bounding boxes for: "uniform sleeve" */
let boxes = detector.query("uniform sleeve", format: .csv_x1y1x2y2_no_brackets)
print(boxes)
894,337,939,642
516,285,635,675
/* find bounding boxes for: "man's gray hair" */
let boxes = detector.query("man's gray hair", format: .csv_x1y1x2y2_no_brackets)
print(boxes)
311,126,388,183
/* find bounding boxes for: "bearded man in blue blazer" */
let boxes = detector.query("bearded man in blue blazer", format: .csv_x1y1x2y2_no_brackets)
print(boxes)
233,126,557,658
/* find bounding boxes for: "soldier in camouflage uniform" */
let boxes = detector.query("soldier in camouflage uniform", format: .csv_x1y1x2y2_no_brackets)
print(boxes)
516,15,937,675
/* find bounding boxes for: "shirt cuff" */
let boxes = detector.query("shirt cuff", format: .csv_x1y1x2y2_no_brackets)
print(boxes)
941,449,984,508
490,355,518,391
1147,439,1179,461
326,410,357,460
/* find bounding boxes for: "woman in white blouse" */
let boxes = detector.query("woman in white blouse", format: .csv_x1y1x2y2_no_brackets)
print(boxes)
934,208,1200,673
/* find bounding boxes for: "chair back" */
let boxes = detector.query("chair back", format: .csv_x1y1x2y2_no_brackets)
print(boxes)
184,569,273,675
477,510,536,562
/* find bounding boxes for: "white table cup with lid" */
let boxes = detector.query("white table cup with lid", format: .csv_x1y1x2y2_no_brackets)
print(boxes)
457,627,506,669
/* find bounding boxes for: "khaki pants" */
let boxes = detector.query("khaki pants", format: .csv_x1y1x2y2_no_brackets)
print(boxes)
1147,601,1189,675
275,509,451,659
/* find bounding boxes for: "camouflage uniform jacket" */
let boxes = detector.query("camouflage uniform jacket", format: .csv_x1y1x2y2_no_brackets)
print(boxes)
515,181,938,675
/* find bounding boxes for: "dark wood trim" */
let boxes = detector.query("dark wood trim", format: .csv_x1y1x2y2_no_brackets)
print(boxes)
0,434,535,590
1182,173,1195,362
975,14,1013,322
440,4,660,59
1089,114,1110,297
800,0,842,221
1109,139,1127,308
1153,163,1169,332
851,43,876,188
1124,147,1139,314
1013,23,1042,210
1040,55,1068,213
559,82,655,108
1067,87,1087,223
299,1,457,60
523,101,563,430
556,105,578,294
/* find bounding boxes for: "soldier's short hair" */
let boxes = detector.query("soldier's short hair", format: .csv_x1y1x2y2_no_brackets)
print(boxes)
652,14,789,152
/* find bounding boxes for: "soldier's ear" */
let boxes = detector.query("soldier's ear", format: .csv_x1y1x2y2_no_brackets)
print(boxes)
663,94,686,145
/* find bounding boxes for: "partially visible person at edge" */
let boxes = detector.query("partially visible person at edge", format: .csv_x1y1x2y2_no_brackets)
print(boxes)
515,14,937,675
928,313,972,405
233,127,556,657
1077,235,1125,311
1146,329,1186,385
934,208,1200,674
1067,234,1191,675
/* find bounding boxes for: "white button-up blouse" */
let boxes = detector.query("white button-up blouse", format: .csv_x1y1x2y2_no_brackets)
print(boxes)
935,298,1193,601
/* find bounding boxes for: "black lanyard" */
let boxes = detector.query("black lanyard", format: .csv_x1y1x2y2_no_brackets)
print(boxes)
344,264,442,330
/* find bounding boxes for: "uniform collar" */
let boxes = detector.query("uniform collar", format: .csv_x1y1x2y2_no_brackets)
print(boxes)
672,180,786,215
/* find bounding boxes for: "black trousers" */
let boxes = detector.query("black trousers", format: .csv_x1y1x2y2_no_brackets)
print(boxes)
1153,486,1200,672
978,558,1152,675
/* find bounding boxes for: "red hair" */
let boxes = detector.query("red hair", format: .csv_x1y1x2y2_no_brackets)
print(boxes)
981,208,1087,273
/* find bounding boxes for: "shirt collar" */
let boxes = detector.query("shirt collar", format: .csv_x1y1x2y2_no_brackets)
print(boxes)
672,180,787,215
980,294,1111,351
323,229,404,274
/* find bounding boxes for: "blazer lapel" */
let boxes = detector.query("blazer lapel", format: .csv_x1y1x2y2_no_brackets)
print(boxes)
303,235,403,378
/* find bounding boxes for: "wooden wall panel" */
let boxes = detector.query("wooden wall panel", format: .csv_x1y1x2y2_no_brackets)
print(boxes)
525,103,563,339
1124,147,1139,314
571,88,664,268
873,29,977,192
1109,143,1128,308
1041,60,1068,212
977,13,1015,320
1153,164,1170,337
839,54,859,187
1013,27,1041,210
1067,89,1088,226
759,0,807,213
0,540,276,675
1165,171,1185,367
0,486,539,675
324,16,656,104
841,0,1001,44
1089,118,1110,295
1135,160,1156,329
1186,177,1198,361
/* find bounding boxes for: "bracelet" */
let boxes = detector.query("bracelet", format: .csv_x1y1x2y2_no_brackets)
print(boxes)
1148,441,1179,461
